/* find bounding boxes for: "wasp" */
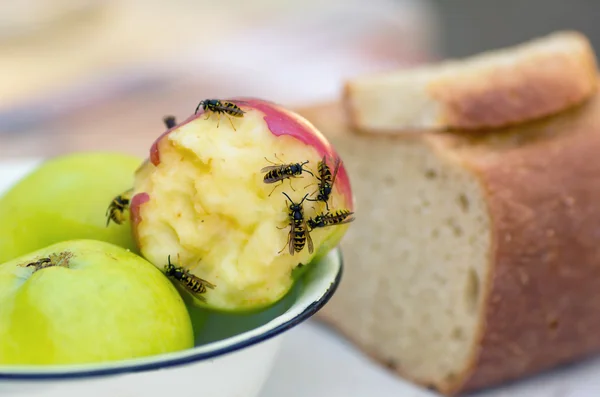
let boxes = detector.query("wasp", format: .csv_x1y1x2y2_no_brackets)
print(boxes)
307,209,355,231
306,155,341,211
261,155,314,196
106,188,133,226
194,99,246,131
278,192,313,256
164,255,216,301
163,115,177,129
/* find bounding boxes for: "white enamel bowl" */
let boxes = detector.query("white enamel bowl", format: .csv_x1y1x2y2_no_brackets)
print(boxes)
0,160,344,397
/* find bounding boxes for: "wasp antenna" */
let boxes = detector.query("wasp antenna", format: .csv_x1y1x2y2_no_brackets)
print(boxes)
282,191,293,203
288,179,296,192
300,193,309,204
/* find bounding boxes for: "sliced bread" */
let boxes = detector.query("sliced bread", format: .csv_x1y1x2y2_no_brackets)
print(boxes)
296,91,600,395
344,30,598,132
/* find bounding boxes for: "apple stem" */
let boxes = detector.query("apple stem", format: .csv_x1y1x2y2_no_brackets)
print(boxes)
23,252,73,272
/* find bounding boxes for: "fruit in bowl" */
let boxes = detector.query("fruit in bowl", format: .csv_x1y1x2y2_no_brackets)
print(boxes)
0,239,193,365
0,96,351,396
0,152,142,264
111,98,355,312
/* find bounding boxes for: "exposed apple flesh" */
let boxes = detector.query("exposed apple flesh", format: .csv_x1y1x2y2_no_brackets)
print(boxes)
131,98,354,312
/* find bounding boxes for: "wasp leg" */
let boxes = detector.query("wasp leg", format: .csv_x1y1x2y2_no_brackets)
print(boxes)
288,178,297,192
268,180,284,197
216,112,221,128
303,182,318,191
305,197,316,204
264,154,283,166
204,112,211,121
226,114,237,131
303,174,321,190
277,229,292,255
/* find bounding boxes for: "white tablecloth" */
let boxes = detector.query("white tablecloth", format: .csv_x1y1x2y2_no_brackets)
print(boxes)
261,320,600,397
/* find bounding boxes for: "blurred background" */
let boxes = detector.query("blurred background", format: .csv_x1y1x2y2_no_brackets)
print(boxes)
1,0,599,159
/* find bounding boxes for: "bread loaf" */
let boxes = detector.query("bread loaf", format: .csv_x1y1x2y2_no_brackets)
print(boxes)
344,30,598,133
296,91,600,395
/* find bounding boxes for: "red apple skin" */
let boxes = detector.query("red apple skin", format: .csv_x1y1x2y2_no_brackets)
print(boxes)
130,192,150,248
130,97,355,311
147,98,353,207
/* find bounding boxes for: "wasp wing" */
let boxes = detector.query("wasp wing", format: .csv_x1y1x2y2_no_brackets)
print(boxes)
226,99,251,106
260,165,283,173
288,221,296,256
330,157,342,186
305,220,314,254
200,277,217,290
313,217,355,229
337,216,355,225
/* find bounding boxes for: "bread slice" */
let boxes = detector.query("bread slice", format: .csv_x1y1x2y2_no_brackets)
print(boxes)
344,30,598,133
295,91,600,395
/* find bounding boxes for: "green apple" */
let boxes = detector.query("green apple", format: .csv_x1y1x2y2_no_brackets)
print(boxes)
0,152,142,264
0,239,194,365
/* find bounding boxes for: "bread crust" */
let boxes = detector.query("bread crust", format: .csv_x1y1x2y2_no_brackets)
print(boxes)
295,92,600,395
455,91,600,394
345,31,599,132
430,31,598,130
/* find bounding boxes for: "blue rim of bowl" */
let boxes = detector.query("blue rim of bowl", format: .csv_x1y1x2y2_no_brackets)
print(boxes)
0,250,343,380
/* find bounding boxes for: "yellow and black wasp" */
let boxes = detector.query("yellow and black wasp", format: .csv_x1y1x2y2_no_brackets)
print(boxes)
261,155,314,196
164,255,216,301
194,99,246,131
163,115,177,129
278,192,313,256
105,188,133,226
306,155,341,211
307,209,355,231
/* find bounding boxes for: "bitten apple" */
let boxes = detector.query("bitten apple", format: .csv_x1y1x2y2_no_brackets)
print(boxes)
130,98,355,312
0,239,194,365
0,152,142,263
